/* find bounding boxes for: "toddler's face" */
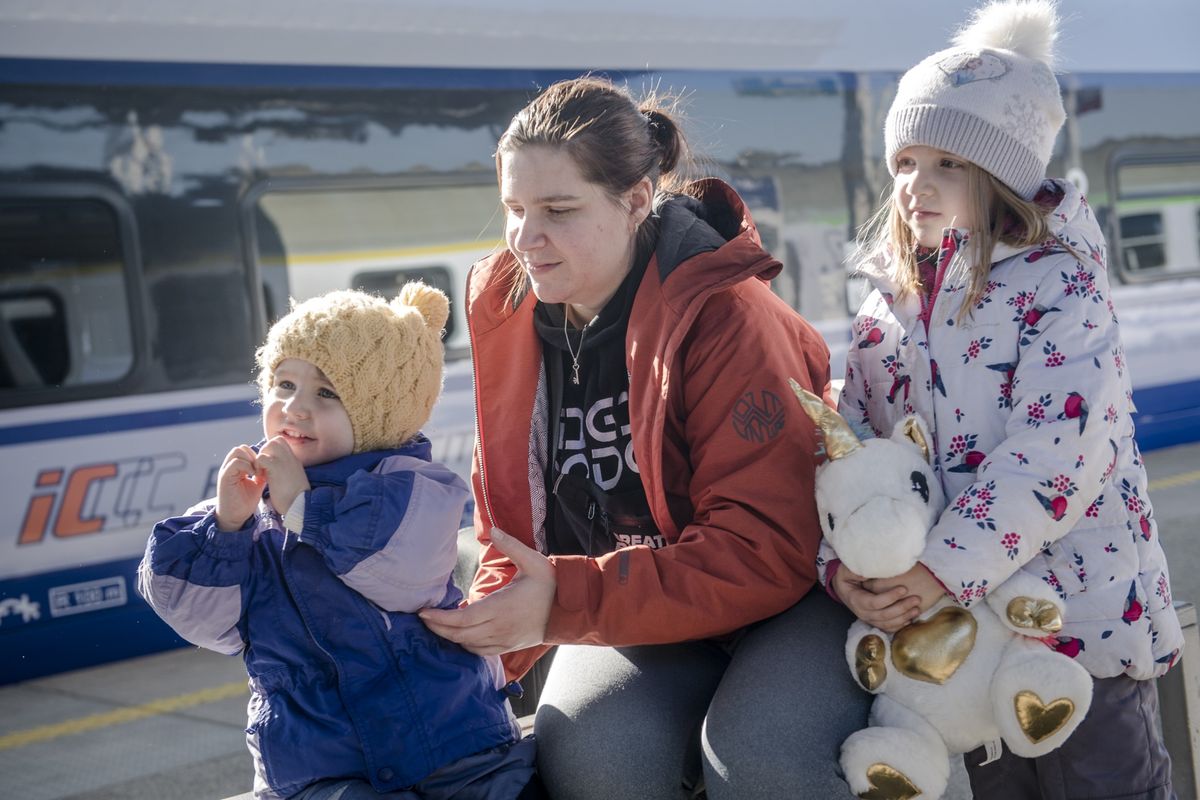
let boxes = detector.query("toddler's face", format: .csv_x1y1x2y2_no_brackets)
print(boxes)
263,358,355,466
893,145,975,249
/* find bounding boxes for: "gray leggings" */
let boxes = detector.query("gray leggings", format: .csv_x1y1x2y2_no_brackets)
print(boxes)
532,590,868,799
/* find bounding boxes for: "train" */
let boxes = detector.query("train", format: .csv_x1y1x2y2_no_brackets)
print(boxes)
1,0,1198,683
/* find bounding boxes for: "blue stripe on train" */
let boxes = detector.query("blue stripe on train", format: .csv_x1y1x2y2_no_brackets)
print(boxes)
0,381,1197,450
0,557,191,686
0,57,616,90
1132,378,1200,452
0,399,259,446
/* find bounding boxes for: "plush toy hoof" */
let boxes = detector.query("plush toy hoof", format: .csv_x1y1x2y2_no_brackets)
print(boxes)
855,635,888,691
858,763,922,799
1006,597,1063,634
1015,690,1076,744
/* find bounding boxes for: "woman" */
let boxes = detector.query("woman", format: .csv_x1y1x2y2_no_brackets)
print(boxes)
420,76,867,799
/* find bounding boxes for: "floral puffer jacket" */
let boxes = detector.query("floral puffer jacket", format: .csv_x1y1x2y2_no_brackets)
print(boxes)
823,179,1182,680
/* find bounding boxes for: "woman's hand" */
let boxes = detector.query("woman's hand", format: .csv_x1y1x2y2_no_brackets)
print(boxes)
832,565,923,633
419,528,556,656
862,562,950,622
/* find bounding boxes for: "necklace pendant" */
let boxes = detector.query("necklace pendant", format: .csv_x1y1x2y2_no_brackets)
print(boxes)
571,362,581,385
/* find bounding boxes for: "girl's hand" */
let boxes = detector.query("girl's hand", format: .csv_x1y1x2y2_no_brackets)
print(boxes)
215,445,265,531
419,528,556,656
833,565,923,633
257,437,310,517
863,563,950,618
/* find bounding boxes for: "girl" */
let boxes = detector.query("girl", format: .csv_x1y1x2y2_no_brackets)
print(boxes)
828,2,1183,798
420,76,868,798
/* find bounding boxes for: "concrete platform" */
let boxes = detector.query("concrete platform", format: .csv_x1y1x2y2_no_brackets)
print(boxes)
2,440,1197,799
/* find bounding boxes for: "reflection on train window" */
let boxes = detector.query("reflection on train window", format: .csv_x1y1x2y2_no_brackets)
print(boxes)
1112,159,1200,278
352,266,454,339
1119,213,1166,271
252,182,503,346
0,198,133,392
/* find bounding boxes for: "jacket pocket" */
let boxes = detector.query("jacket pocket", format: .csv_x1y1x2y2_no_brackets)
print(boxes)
1037,538,1087,599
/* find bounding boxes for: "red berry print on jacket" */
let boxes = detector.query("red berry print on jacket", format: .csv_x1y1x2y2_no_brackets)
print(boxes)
987,361,1016,409
1001,531,1021,561
946,432,985,474
1157,574,1172,606
1061,263,1103,304
1025,393,1053,427
952,480,998,530
957,578,989,604
962,336,993,364
1043,341,1065,368
1118,479,1151,541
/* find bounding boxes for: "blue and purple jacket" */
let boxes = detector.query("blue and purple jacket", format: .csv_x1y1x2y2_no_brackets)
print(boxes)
138,437,521,799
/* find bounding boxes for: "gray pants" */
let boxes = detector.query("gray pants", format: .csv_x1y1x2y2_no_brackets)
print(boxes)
533,590,868,799
964,673,1174,800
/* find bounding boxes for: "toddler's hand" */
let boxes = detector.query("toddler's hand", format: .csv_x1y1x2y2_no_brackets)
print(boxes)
863,563,951,618
833,565,923,633
215,444,264,531
258,437,310,518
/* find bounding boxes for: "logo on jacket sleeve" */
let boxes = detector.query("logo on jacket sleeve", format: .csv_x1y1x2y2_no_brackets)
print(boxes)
731,390,785,443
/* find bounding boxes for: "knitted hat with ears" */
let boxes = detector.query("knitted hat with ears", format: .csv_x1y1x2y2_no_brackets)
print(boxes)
255,283,449,453
885,0,1066,199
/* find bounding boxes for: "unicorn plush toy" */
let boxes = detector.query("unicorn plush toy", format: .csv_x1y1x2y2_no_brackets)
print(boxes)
790,381,1093,800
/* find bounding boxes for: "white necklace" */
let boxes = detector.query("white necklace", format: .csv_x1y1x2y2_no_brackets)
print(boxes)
563,308,586,385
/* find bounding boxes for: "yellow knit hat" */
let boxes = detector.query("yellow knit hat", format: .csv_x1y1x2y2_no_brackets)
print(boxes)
255,283,449,453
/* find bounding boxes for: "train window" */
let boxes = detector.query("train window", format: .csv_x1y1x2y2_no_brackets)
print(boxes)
0,197,134,394
1111,157,1200,279
351,266,455,339
248,179,503,352
1118,213,1166,271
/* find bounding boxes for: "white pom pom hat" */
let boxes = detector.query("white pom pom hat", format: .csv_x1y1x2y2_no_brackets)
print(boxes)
885,0,1066,199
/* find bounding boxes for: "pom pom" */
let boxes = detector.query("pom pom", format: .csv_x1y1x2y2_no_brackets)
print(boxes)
395,281,449,332
952,0,1059,68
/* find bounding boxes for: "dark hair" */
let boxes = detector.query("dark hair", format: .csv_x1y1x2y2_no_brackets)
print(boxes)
496,77,692,300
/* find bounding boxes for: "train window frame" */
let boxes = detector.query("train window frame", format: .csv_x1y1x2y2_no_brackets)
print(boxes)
1106,151,1200,283
240,173,501,356
0,184,148,409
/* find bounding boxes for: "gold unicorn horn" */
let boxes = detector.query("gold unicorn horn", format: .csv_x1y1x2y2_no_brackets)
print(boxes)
788,378,863,460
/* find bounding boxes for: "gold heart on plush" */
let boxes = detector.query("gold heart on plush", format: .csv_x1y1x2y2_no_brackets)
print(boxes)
859,763,921,800
1015,690,1075,743
855,635,887,691
892,606,977,684
1006,597,1063,633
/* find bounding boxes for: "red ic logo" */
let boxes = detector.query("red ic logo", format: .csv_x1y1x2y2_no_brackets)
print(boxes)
19,464,118,544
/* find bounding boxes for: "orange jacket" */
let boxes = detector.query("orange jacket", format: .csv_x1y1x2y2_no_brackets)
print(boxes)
466,179,832,680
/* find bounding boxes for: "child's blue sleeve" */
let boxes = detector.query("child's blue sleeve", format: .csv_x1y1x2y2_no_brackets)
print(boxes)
136,503,253,655
300,461,470,613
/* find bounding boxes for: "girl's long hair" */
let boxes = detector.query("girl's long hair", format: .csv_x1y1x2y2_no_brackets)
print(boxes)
856,162,1053,319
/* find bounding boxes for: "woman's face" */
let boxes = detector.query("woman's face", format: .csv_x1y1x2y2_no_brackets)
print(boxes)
500,145,651,325
893,145,976,249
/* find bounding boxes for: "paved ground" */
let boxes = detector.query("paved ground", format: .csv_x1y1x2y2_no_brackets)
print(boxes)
1,441,1197,800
